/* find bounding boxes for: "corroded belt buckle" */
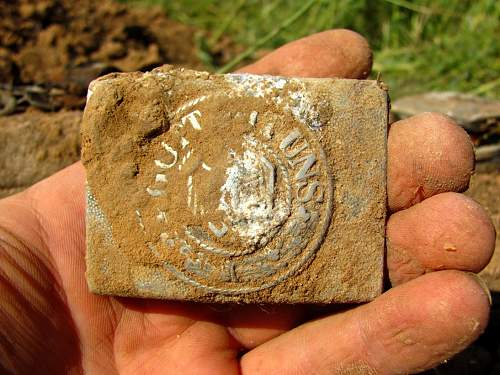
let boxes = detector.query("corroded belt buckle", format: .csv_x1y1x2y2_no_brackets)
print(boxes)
82,66,388,303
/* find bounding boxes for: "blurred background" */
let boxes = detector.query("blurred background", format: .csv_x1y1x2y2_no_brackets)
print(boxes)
127,0,500,98
0,0,499,373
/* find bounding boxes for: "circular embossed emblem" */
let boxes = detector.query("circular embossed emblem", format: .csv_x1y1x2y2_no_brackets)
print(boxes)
139,92,333,294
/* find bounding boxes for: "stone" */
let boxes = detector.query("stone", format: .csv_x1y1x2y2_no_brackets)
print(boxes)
391,92,500,133
82,66,388,303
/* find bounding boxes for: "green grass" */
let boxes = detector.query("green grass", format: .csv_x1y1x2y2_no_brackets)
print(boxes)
123,0,500,99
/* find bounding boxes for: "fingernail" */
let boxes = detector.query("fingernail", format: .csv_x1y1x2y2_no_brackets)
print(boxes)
466,272,492,306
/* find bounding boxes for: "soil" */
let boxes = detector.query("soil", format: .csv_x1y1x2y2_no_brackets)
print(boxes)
0,108,81,197
0,0,204,113
468,173,500,291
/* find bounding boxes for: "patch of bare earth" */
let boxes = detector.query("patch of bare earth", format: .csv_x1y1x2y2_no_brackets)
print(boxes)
0,0,206,194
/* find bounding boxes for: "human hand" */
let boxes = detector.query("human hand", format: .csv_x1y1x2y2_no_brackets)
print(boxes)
0,30,495,374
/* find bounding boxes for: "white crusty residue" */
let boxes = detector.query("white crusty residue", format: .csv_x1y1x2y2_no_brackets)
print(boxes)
249,111,258,126
146,187,164,197
157,210,168,222
155,173,167,183
86,78,104,102
225,73,287,98
225,74,323,129
181,137,190,149
86,185,113,243
218,141,289,247
135,209,145,231
286,89,322,130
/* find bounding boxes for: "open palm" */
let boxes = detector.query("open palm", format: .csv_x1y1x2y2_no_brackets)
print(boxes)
0,30,495,375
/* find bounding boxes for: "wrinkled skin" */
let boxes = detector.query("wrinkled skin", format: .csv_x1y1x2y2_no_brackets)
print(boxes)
0,30,495,375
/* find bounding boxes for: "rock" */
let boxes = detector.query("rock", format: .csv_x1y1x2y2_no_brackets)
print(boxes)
391,92,500,133
0,109,81,198
82,66,388,303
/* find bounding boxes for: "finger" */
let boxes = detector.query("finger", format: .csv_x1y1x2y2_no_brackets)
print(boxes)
24,162,86,230
388,112,475,212
225,32,372,348
19,162,87,282
241,271,491,375
1,162,86,253
225,305,306,350
222,31,372,349
237,29,372,79
387,192,495,286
